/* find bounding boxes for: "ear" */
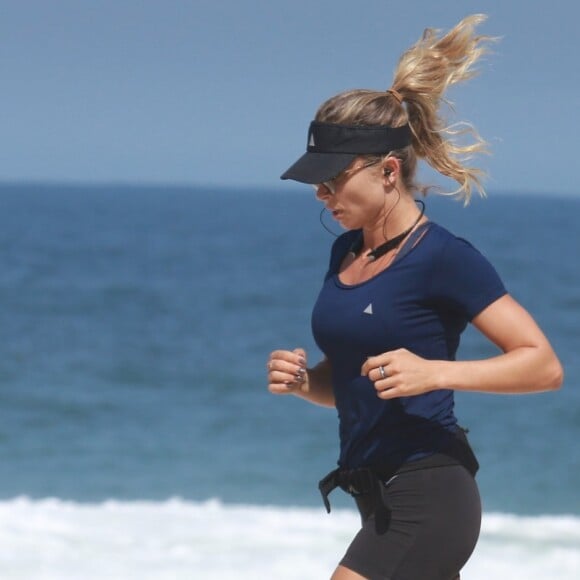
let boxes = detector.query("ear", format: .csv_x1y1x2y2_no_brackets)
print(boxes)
381,156,401,186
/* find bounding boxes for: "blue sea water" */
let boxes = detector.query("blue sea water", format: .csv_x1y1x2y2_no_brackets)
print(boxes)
0,184,578,578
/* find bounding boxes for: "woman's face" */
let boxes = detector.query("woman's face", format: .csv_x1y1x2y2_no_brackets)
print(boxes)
313,159,388,231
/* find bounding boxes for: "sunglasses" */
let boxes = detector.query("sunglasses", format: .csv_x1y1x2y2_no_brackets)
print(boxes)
311,159,380,195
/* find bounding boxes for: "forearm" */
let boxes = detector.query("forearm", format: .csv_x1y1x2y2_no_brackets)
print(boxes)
296,358,335,407
434,345,563,394
364,298,564,399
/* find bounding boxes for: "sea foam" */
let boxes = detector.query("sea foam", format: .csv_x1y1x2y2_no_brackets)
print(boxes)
0,497,578,579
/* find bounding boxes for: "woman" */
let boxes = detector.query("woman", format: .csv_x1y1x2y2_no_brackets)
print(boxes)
266,14,563,580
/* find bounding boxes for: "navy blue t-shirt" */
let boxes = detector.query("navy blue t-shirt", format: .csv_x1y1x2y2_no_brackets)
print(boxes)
311,222,507,470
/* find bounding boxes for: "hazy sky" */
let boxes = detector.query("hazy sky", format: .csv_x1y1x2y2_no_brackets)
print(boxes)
1,0,578,194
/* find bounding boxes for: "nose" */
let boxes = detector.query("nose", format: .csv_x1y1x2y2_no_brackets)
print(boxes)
312,183,332,201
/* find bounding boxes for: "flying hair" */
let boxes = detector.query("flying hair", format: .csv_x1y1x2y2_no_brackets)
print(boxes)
314,14,498,204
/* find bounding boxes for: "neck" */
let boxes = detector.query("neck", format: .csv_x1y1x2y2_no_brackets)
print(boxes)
350,198,426,261
366,193,421,247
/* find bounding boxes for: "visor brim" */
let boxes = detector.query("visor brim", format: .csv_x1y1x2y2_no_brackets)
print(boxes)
280,152,357,184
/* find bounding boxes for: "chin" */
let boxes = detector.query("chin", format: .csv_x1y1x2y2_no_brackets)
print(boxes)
332,212,353,229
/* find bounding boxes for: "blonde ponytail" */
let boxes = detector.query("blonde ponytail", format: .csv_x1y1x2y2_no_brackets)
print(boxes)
314,14,497,204
392,14,496,203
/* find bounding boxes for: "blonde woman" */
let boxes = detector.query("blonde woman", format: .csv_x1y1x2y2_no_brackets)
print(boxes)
267,15,562,580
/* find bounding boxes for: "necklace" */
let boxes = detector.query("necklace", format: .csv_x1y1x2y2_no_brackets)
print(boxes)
349,200,426,262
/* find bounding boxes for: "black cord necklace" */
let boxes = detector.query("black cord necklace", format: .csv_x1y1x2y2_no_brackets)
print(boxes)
349,199,426,262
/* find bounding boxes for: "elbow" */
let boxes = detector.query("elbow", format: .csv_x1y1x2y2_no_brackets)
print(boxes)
527,343,564,392
544,357,564,392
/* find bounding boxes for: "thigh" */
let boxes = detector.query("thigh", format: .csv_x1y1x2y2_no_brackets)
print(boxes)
331,565,367,580
339,466,481,580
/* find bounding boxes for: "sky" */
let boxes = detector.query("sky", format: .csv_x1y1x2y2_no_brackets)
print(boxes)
0,0,578,195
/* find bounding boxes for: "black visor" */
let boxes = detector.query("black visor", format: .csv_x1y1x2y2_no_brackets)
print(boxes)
281,121,412,184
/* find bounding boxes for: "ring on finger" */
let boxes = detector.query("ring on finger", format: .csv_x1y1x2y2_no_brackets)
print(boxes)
379,365,386,379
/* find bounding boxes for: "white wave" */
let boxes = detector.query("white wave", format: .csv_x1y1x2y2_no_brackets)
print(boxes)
0,497,578,579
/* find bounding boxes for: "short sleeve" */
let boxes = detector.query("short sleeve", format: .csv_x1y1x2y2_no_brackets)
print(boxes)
430,236,507,321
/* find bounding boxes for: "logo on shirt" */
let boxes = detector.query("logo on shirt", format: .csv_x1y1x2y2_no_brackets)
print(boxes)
363,303,373,315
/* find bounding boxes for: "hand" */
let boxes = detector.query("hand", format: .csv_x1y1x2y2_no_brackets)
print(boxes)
361,348,439,400
267,348,309,394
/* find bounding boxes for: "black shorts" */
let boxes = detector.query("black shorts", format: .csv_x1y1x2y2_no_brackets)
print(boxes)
340,464,481,580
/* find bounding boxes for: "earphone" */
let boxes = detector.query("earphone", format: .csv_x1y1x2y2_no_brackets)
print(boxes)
383,169,392,176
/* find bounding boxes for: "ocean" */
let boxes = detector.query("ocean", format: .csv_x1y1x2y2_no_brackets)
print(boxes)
0,183,578,578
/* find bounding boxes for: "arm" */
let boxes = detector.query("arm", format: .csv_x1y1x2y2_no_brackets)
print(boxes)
267,349,335,407
442,294,563,393
362,294,564,398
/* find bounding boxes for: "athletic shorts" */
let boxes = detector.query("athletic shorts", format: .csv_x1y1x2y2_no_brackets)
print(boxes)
340,464,481,580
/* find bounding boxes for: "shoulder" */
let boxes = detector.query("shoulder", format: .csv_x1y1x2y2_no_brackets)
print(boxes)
325,230,360,276
423,222,466,247
422,222,487,263
424,223,507,319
